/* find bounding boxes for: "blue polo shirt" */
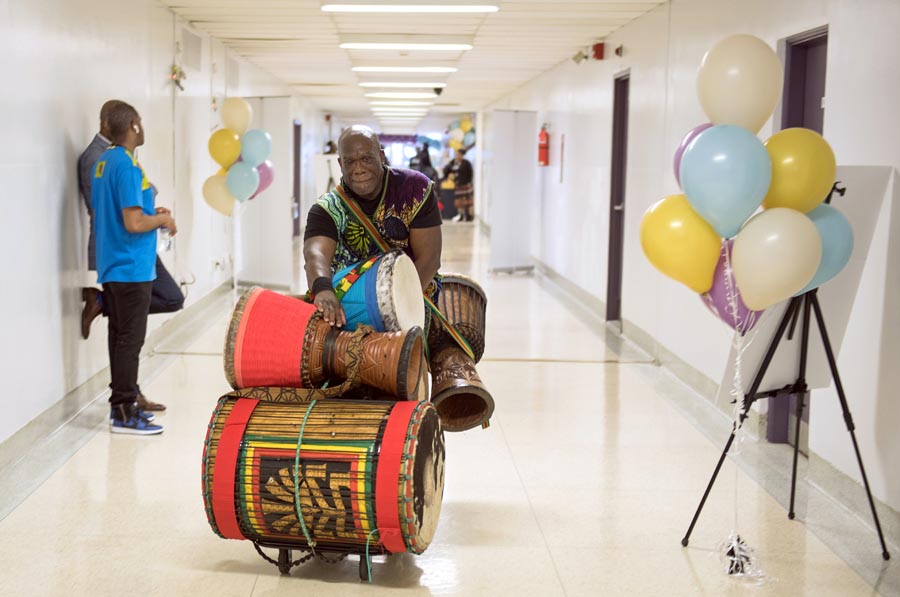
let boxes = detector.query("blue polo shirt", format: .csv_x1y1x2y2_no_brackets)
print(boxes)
92,146,157,283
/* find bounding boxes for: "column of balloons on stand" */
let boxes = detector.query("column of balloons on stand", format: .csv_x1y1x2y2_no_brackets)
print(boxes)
641,34,852,337
203,97,275,216
445,115,475,152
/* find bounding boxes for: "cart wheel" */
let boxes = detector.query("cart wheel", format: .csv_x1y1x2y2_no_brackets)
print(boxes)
278,549,292,575
359,555,369,581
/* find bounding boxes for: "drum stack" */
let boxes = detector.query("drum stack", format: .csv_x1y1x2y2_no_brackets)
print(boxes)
201,252,494,581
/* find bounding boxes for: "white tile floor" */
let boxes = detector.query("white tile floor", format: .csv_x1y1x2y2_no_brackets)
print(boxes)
0,223,893,596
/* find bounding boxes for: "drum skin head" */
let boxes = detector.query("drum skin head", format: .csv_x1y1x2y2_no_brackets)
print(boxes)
406,404,445,551
383,252,426,332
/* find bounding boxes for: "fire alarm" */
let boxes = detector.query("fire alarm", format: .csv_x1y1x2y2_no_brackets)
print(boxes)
592,42,605,60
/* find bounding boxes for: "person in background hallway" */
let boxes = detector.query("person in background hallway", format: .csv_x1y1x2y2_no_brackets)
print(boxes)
78,102,183,413
92,102,176,434
411,145,439,184
303,125,442,329
444,148,474,222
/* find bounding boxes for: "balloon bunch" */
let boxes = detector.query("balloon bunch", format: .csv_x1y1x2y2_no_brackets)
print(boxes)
445,115,475,151
641,34,853,335
202,98,276,216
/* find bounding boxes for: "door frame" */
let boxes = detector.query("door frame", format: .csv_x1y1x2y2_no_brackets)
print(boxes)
605,70,630,325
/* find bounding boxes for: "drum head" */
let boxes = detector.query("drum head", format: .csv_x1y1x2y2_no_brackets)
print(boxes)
402,403,445,553
381,252,426,332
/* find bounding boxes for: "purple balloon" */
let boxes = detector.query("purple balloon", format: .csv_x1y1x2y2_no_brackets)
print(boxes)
674,123,713,187
701,239,763,335
249,160,274,200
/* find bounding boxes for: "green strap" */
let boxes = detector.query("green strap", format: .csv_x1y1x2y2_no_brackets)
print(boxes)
293,400,318,550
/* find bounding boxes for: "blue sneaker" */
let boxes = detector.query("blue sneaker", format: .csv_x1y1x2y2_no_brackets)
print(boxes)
110,406,163,435
109,404,154,423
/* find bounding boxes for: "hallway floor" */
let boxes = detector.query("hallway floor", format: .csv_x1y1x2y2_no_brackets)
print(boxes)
0,224,891,596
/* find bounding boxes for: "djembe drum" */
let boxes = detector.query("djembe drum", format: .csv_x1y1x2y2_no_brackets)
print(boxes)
225,287,424,400
202,393,445,557
427,274,495,432
333,250,425,333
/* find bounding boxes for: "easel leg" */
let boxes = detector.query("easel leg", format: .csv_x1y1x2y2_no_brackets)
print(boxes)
789,296,813,519
681,414,747,547
681,297,802,547
810,294,891,560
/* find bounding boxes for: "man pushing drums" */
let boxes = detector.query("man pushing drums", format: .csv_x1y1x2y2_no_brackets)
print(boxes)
302,125,493,431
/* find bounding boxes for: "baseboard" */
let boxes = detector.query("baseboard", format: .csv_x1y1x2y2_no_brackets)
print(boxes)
0,281,232,520
533,257,762,436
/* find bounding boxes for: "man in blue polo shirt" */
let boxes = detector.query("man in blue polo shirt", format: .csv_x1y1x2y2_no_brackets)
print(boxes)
93,102,176,434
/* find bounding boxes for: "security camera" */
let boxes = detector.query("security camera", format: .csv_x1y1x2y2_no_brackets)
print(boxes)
434,87,444,96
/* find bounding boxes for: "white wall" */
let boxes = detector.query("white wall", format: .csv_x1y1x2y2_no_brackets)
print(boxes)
0,0,328,444
486,0,900,511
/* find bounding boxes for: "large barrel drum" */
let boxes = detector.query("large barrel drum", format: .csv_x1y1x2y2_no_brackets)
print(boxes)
202,395,445,555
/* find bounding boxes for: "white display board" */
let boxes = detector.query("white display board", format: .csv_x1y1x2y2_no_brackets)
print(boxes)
718,166,895,400
487,109,538,272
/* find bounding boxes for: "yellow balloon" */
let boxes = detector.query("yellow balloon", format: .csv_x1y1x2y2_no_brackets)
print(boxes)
221,97,253,136
448,138,462,150
460,119,473,133
209,129,241,169
202,174,237,216
640,194,722,293
216,167,227,176
762,128,836,213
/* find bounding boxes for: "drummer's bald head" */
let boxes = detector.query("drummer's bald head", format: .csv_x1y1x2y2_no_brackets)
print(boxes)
338,125,381,156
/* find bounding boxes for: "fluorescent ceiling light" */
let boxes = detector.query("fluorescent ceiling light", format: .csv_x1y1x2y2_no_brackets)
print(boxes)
365,92,437,99
369,101,433,107
372,109,429,114
342,42,472,50
353,66,458,74
340,35,473,51
323,4,498,14
359,82,447,89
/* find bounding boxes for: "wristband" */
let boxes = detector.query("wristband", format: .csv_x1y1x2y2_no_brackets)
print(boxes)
311,277,333,296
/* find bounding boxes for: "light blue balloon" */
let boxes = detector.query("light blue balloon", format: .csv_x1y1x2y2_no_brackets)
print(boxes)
463,131,476,147
795,204,854,295
240,129,272,167
679,125,772,238
226,162,260,202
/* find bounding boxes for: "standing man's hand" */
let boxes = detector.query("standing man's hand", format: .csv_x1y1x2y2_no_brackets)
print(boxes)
160,215,177,235
155,207,172,216
314,290,346,328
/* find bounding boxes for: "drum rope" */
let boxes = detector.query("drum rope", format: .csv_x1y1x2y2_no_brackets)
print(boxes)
252,541,314,568
293,399,319,551
364,528,380,583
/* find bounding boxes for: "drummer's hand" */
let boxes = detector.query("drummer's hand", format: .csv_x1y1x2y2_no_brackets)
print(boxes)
314,290,346,328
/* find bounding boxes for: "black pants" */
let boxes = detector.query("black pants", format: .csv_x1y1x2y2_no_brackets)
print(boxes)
103,282,153,407
97,257,183,315
149,257,184,314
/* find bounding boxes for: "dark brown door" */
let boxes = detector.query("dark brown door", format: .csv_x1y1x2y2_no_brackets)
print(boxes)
606,73,630,323
292,121,302,237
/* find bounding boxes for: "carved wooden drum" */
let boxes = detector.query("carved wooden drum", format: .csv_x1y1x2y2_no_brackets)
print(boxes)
225,287,424,400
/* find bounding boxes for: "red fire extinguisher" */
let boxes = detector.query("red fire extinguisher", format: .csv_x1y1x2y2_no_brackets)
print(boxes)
538,124,550,167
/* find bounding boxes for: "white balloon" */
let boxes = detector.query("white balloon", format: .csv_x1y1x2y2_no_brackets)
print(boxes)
220,98,253,136
732,208,822,310
697,34,784,133
202,174,237,216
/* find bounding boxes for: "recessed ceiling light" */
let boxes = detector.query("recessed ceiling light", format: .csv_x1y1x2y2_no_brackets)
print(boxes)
365,92,438,99
340,35,473,51
372,109,429,113
323,4,498,14
359,82,447,88
369,100,434,106
353,66,458,74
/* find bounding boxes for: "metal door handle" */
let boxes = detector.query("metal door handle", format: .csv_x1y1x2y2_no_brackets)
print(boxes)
613,204,624,211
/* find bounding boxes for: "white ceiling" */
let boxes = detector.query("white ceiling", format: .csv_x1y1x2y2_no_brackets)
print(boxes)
162,0,665,133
